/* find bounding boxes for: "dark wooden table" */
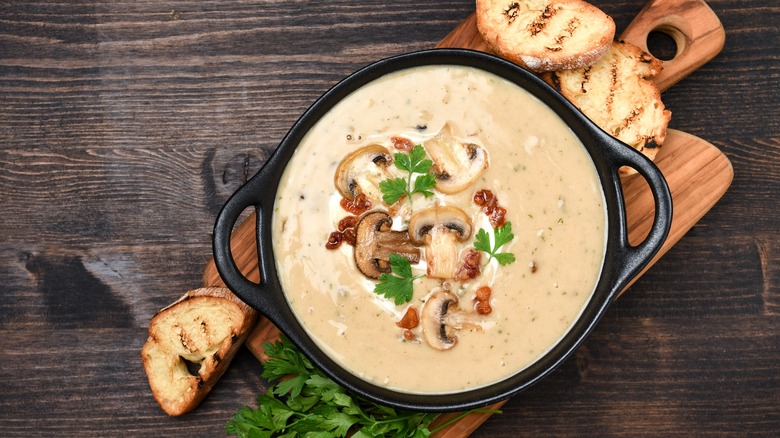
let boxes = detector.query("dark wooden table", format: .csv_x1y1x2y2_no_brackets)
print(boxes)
1,1,777,436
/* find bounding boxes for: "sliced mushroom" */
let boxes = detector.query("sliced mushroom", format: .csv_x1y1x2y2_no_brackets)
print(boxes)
354,210,420,279
408,206,473,279
335,145,393,203
421,291,459,350
424,123,488,194
422,291,484,350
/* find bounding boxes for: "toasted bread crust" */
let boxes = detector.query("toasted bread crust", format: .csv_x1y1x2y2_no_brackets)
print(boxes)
476,0,615,72
542,41,671,167
141,287,257,416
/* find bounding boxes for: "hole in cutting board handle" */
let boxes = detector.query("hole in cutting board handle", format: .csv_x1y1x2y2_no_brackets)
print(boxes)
647,27,680,61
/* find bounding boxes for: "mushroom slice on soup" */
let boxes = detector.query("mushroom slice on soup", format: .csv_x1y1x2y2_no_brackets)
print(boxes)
335,145,394,205
424,123,488,194
353,210,420,279
421,290,481,350
409,206,473,279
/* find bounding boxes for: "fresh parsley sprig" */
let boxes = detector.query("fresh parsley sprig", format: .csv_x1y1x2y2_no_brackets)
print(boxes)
474,222,516,266
374,253,423,305
226,336,443,437
379,145,437,205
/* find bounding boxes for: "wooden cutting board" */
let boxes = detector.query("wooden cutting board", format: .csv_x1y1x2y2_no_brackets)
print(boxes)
202,0,730,435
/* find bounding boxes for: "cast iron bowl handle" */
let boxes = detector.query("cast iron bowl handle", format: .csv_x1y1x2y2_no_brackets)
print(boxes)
212,154,286,322
602,135,673,297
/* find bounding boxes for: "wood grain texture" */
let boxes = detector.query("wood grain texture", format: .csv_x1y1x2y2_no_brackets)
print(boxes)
1,0,778,436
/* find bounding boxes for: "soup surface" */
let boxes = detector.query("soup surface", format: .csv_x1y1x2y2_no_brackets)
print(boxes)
272,64,606,394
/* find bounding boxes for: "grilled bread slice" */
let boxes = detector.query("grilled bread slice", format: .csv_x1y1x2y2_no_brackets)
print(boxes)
476,0,615,72
141,287,257,416
542,40,672,166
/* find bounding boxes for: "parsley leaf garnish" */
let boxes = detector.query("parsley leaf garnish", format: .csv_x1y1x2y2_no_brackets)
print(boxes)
379,145,436,205
474,222,516,266
377,177,407,205
374,253,423,305
226,336,453,437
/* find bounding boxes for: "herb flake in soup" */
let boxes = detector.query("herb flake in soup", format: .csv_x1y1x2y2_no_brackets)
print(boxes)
272,65,607,394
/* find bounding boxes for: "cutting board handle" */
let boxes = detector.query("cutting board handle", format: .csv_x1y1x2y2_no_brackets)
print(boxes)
619,0,725,92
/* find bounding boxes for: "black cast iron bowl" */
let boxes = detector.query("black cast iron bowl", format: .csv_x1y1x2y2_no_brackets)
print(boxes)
213,48,672,412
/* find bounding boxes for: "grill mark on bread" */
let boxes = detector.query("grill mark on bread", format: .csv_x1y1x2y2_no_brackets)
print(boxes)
555,17,581,45
606,59,619,115
175,324,196,353
549,71,562,91
528,4,558,36
503,2,520,24
545,17,581,52
579,67,591,94
619,107,643,135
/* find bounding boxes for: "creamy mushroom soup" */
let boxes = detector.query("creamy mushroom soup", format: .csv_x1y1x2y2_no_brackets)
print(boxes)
272,64,607,394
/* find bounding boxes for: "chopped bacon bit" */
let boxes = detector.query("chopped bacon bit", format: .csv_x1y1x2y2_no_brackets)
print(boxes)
475,286,491,301
455,249,482,281
396,307,419,329
327,215,359,249
403,329,416,341
325,231,344,250
474,286,493,315
391,136,415,151
338,215,359,231
473,189,495,207
340,193,372,215
342,228,356,246
488,206,507,228
473,189,507,227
